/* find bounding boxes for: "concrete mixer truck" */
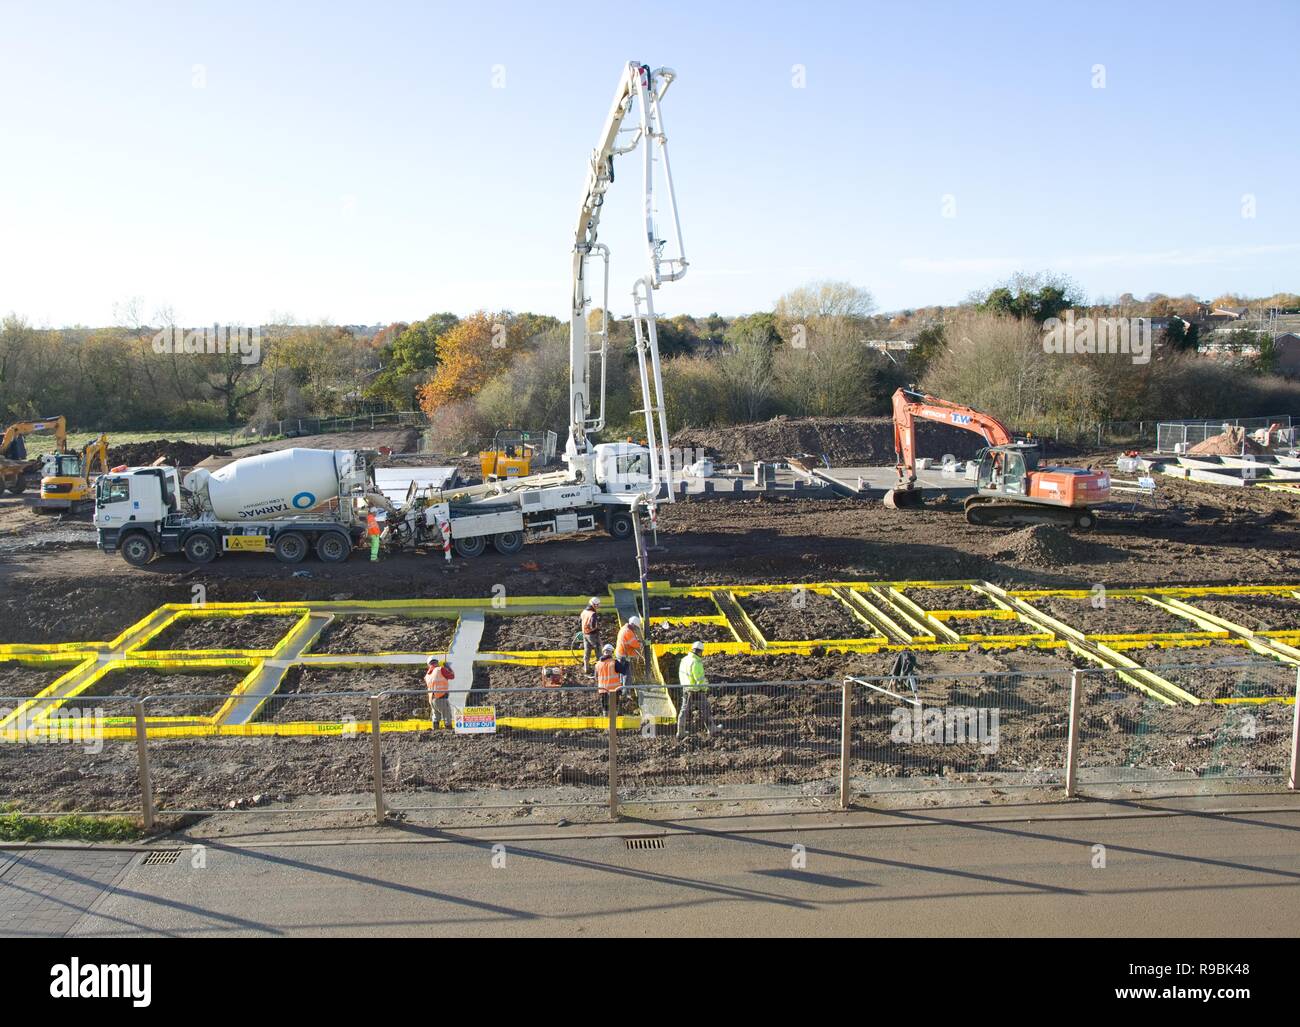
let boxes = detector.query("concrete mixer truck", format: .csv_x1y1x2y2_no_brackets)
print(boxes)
94,448,385,566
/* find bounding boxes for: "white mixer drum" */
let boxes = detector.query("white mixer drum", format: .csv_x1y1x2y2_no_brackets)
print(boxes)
198,449,350,520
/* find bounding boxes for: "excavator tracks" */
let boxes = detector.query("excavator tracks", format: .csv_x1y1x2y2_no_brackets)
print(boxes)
963,495,1097,529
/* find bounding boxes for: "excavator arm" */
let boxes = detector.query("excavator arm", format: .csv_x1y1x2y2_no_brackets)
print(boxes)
889,388,1012,491
0,416,68,460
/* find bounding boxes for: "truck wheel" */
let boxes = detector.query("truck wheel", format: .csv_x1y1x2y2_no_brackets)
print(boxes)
182,532,217,564
316,532,352,563
492,530,524,555
120,533,156,567
274,532,308,564
6,481,25,495
607,512,634,540
453,535,486,558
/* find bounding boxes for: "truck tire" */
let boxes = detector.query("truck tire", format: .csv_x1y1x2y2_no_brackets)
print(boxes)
6,481,25,495
273,532,308,564
453,534,486,558
182,532,218,564
120,533,156,567
316,531,352,563
606,511,634,540
492,530,524,555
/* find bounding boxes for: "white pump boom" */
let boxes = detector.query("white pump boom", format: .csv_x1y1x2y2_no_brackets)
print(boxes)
567,61,687,501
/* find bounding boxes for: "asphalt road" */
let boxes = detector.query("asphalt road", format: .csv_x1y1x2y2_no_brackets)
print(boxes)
1,800,1293,937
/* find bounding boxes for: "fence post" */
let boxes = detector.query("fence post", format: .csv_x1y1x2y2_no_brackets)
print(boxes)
839,678,852,809
134,700,155,832
608,697,619,820
1065,669,1082,798
371,696,385,825
1289,668,1300,792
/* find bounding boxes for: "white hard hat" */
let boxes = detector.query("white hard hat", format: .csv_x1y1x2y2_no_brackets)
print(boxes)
628,615,641,627
691,641,704,653
427,655,438,664
602,643,615,655
589,597,601,606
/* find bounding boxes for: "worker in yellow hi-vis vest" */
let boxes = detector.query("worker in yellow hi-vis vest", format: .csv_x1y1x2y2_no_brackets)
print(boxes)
676,641,717,738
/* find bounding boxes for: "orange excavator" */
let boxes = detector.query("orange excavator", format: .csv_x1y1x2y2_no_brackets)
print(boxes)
882,388,1110,528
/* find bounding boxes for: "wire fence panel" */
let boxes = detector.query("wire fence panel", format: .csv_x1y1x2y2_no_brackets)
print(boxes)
0,695,142,817
146,693,375,816
1076,666,1293,789
379,688,609,812
618,680,843,804
847,670,1072,796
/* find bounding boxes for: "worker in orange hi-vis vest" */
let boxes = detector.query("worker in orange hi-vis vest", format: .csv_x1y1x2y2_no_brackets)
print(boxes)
424,656,455,729
615,615,644,694
580,597,601,674
367,511,382,562
594,644,622,717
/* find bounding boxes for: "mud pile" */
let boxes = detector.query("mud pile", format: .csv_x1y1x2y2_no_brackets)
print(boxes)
671,416,984,465
989,524,1092,566
1188,426,1265,456
108,439,231,468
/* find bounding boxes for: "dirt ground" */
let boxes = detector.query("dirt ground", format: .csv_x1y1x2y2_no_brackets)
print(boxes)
902,587,1001,611
311,615,457,655
82,668,246,718
143,614,301,651
2,444,1300,815
479,615,580,652
1139,644,1294,700
266,666,425,723
943,615,1046,637
0,661,79,698
738,590,874,641
1182,594,1300,633
650,620,735,645
1027,596,1199,635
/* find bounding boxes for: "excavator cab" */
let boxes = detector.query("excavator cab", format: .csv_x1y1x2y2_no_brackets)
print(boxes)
976,443,1040,497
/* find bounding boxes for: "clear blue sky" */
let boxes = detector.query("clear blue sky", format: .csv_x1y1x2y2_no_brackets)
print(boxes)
2,0,1296,328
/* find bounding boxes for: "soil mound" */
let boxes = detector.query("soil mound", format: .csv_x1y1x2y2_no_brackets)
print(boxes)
671,416,984,465
989,524,1091,565
1188,426,1265,456
108,438,231,468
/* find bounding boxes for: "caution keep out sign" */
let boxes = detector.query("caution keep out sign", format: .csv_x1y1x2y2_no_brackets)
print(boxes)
454,706,497,734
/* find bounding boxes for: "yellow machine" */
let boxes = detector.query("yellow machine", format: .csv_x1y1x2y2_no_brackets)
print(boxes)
0,416,68,494
38,434,110,513
478,430,537,480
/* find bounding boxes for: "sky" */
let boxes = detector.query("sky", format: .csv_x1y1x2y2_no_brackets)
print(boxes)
1,0,1297,328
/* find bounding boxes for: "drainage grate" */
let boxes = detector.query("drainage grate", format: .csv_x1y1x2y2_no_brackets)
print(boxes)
141,850,182,866
624,837,665,851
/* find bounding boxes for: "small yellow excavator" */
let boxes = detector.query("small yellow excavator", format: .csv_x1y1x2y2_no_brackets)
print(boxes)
38,433,111,513
478,429,538,480
0,416,69,495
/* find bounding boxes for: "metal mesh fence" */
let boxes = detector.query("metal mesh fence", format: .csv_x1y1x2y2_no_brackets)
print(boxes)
1076,665,1294,788
0,695,142,816
147,692,375,816
618,680,843,803
1156,415,1294,453
378,688,609,812
847,670,1072,796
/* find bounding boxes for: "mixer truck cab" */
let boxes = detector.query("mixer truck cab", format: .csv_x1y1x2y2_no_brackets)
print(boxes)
95,448,372,567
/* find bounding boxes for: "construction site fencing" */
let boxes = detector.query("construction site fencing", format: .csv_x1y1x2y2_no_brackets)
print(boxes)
377,688,610,814
845,669,1073,798
618,680,843,805
1075,663,1295,789
0,663,1297,827
1156,415,1294,453
0,694,143,818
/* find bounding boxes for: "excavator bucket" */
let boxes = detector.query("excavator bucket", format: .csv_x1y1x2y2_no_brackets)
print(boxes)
883,487,923,510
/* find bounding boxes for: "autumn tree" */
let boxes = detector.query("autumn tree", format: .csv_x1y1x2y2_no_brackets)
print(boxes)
417,311,536,414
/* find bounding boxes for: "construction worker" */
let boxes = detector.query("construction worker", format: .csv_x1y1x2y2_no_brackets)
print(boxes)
580,597,601,673
594,643,621,716
676,641,717,738
615,614,644,695
425,656,454,729
367,510,381,562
